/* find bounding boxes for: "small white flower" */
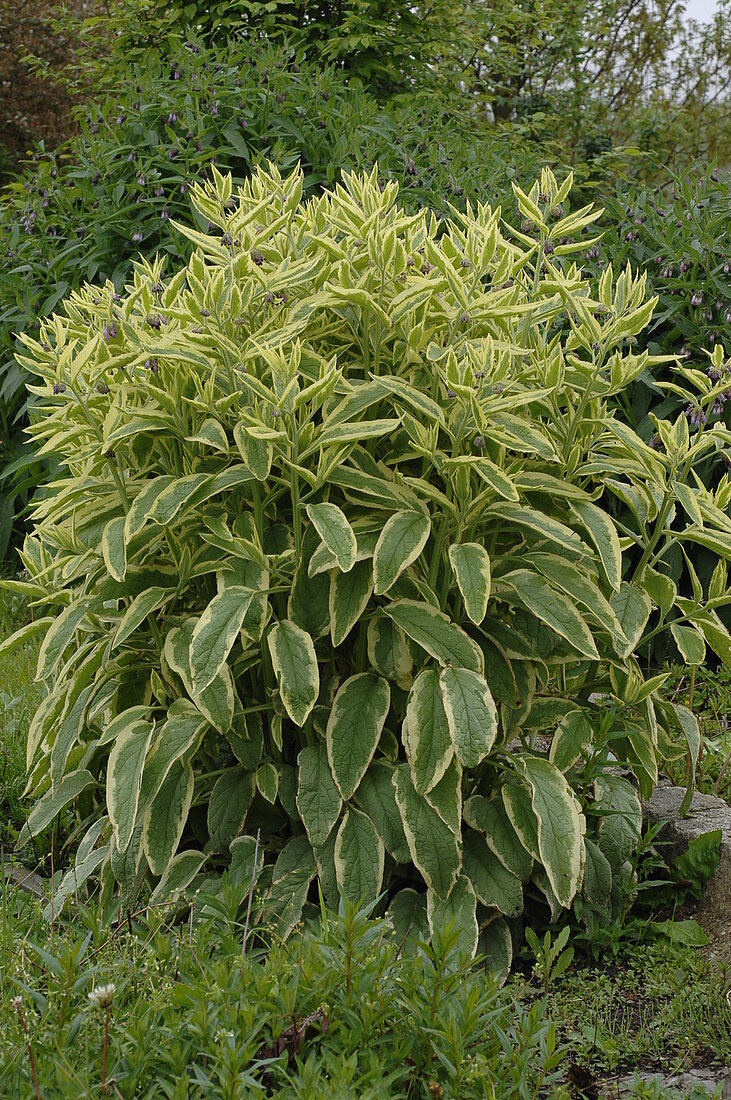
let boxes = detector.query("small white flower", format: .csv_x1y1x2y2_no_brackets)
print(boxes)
11,996,23,1011
88,983,116,1009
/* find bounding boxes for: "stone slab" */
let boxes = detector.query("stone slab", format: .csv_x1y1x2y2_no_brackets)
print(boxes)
644,780,731,953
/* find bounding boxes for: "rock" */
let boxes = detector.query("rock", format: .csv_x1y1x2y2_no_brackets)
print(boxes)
614,1067,731,1098
0,857,44,898
644,779,731,952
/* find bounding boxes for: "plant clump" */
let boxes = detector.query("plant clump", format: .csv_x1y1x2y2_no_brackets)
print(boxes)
7,162,731,965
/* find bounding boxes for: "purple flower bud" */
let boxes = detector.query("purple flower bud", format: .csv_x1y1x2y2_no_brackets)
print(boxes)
161,209,170,221
167,112,178,124
53,381,66,394
132,231,144,243
473,435,485,449
137,174,146,186
648,434,661,450
250,248,264,266
691,293,703,307
154,186,165,197
446,389,456,398
104,448,116,459
679,260,689,273
102,321,117,343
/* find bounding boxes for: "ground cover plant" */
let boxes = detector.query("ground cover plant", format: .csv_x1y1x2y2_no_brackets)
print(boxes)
1,886,568,1098
4,162,731,960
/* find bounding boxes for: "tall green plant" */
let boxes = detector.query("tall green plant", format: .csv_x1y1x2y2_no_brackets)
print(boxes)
4,164,730,960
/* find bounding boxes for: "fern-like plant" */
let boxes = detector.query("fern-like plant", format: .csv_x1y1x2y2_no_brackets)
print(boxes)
5,163,731,964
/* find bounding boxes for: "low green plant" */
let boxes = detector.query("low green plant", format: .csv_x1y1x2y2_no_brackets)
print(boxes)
0,888,568,1098
532,940,731,1075
4,162,731,958
663,663,731,800
524,925,574,994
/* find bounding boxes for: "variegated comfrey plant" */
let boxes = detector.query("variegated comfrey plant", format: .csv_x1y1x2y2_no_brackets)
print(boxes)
5,164,731,964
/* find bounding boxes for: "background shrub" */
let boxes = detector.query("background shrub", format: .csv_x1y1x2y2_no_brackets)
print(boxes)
585,163,731,440
0,35,551,559
6,164,730,959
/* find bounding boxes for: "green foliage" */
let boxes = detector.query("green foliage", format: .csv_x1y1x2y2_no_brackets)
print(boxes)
7,162,731,948
0,34,547,559
524,925,574,994
662,663,731,799
0,587,43,852
91,0,460,99
530,940,731,1074
585,163,730,441
0,890,567,1098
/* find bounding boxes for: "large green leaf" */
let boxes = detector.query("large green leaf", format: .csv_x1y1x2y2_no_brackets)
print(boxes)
296,744,342,847
501,783,540,860
327,673,390,800
334,807,385,903
36,599,93,682
367,615,413,688
306,502,358,571
330,558,372,646
139,704,207,809
268,620,319,726
384,600,483,672
549,710,593,772
107,718,154,853
425,757,462,835
448,542,491,624
356,761,411,864
190,585,253,694
114,587,174,648
102,516,127,582
439,666,497,768
18,769,96,848
611,582,651,657
403,668,453,794
426,876,478,958
502,570,599,659
489,502,590,555
150,850,206,906
463,795,533,881
463,830,523,917
582,837,613,909
143,760,194,875
526,552,626,649
518,757,583,907
594,774,642,870
373,510,431,594
393,767,461,898
207,768,255,851
570,499,622,591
